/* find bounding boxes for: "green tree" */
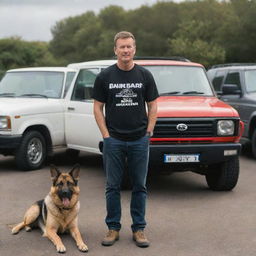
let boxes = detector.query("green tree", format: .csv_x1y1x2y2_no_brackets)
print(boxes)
126,2,180,56
221,0,256,62
47,0,256,66
50,11,101,63
169,37,225,67
99,6,126,31
0,37,59,71
168,0,227,67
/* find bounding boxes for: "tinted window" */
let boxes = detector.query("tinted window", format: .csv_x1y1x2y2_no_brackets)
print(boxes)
211,70,225,92
224,72,241,89
71,69,98,101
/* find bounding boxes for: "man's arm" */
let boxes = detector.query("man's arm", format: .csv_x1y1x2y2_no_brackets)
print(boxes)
93,100,110,138
146,99,158,135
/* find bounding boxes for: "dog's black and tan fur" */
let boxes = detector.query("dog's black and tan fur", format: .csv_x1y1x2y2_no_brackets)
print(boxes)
12,164,88,253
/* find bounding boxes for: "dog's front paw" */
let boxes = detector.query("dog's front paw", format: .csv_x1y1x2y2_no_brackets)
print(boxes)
78,243,88,252
11,227,19,235
56,244,66,253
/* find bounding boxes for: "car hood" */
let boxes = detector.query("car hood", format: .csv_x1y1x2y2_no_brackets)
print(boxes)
157,96,238,117
0,98,64,115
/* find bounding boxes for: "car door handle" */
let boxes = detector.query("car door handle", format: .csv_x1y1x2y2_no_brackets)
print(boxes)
67,107,75,111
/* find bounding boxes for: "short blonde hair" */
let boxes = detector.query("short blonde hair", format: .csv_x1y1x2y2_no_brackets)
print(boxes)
114,31,136,47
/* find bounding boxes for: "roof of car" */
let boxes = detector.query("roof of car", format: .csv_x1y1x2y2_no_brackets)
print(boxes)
208,63,256,70
7,67,77,73
68,59,203,69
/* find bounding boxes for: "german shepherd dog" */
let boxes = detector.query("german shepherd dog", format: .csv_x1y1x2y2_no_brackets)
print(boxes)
12,164,88,253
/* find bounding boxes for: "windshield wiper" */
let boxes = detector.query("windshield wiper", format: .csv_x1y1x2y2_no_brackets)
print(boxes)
182,91,205,95
160,91,180,96
19,94,48,98
0,93,16,97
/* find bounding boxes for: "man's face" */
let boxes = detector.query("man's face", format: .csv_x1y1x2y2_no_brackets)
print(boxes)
114,37,136,64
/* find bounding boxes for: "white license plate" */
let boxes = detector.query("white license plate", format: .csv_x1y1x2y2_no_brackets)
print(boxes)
164,154,200,163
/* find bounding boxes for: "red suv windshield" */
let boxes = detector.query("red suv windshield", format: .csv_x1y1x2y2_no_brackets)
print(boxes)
144,65,214,96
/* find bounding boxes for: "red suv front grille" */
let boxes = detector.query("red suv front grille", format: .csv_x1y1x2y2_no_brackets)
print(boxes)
153,118,215,138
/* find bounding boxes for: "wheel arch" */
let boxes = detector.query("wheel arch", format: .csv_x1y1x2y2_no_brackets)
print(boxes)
23,125,53,156
248,114,256,139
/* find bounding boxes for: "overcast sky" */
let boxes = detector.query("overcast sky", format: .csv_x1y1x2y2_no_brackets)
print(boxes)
0,0,167,42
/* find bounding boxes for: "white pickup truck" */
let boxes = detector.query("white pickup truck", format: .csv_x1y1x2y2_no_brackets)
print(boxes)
0,67,87,170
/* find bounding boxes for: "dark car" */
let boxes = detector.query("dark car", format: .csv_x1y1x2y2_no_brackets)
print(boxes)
207,63,256,157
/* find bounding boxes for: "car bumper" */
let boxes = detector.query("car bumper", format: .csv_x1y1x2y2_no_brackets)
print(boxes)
0,135,22,150
149,143,241,165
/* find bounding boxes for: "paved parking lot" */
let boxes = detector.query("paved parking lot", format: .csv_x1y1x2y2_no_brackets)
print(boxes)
1,149,256,256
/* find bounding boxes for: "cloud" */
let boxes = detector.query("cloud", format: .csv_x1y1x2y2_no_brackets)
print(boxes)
0,0,158,41
0,5,73,41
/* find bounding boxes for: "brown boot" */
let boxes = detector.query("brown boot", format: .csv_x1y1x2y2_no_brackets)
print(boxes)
101,230,119,246
133,230,150,248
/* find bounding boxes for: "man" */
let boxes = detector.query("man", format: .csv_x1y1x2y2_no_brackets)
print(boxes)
92,31,158,248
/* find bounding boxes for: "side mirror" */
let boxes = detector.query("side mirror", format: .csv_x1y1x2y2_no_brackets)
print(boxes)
222,84,241,95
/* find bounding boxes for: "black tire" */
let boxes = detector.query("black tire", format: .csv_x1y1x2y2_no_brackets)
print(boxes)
205,157,239,191
251,129,256,158
15,131,46,171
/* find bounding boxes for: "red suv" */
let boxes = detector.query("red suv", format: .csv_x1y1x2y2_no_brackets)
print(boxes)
68,57,244,191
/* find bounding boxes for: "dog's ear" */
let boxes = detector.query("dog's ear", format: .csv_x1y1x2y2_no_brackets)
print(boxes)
69,164,80,184
50,165,61,185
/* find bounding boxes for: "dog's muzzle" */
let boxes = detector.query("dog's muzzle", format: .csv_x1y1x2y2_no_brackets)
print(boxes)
58,189,73,207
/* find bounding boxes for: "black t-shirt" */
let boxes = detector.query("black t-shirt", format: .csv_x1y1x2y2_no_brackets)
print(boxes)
92,64,159,141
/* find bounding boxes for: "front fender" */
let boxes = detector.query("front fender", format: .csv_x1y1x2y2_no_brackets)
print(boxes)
12,113,65,146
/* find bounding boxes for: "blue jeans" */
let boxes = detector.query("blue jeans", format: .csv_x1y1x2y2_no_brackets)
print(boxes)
103,135,150,232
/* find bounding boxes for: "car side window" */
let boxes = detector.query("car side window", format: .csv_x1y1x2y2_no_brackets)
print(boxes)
64,72,76,97
224,72,241,90
71,69,98,101
245,70,256,93
211,70,225,93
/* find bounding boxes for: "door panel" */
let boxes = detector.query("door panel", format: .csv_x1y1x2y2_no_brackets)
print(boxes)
65,68,102,153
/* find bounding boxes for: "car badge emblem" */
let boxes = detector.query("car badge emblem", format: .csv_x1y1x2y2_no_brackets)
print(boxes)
176,123,188,131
